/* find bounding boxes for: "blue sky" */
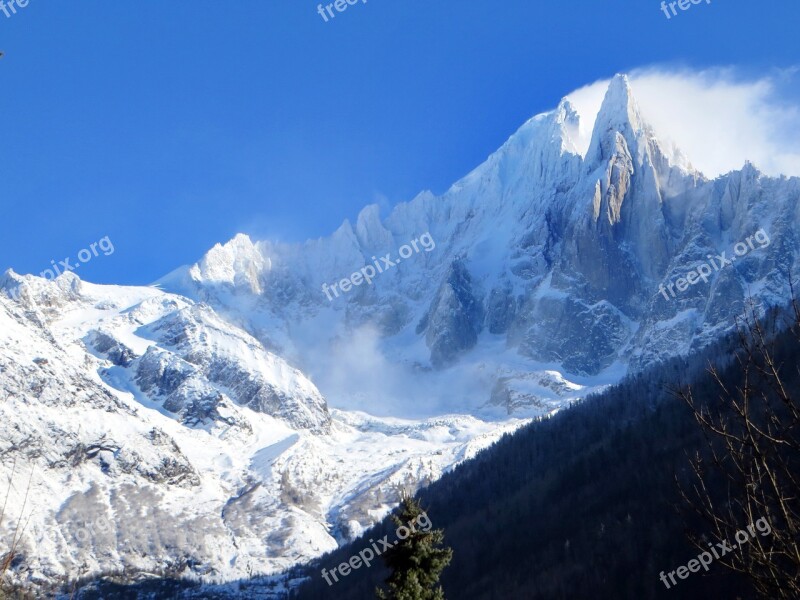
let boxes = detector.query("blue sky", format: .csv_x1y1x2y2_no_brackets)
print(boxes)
1,0,799,285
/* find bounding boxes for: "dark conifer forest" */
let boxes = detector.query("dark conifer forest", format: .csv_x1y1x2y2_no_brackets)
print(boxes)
293,307,799,600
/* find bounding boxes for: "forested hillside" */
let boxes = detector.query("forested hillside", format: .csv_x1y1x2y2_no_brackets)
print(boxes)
294,306,799,600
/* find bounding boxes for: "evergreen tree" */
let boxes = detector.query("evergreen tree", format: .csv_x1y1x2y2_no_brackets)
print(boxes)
375,495,452,600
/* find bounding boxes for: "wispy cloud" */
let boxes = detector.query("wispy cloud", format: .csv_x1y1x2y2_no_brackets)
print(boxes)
566,66,800,178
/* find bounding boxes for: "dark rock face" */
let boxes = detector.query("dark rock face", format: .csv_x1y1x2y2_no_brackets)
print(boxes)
64,431,201,488
419,260,483,367
88,331,138,367
518,296,630,376
135,346,195,400
131,306,331,433
485,285,516,334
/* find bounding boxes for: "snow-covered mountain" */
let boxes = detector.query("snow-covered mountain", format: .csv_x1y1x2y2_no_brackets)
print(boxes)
1,73,799,594
159,74,799,415
0,271,521,591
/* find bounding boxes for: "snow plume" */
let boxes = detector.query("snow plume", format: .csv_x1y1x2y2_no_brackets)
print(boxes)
566,67,800,178
301,324,421,418
298,323,495,419
317,324,395,414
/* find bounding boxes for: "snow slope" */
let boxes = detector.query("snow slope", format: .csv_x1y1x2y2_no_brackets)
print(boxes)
2,73,799,594
0,271,523,590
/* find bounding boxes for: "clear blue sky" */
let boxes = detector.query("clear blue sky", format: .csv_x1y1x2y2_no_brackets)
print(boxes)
1,0,798,285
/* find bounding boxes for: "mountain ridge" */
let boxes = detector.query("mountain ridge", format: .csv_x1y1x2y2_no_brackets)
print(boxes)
2,73,799,594
157,74,799,411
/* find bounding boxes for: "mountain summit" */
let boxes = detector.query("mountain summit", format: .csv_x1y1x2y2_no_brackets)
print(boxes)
161,74,797,406
2,74,798,592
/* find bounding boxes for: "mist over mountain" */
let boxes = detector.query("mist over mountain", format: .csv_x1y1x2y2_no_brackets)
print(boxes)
161,74,799,416
1,74,798,596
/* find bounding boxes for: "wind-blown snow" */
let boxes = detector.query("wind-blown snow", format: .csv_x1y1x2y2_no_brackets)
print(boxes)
2,72,800,596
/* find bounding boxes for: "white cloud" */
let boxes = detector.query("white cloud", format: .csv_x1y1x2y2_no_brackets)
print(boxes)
565,67,800,178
